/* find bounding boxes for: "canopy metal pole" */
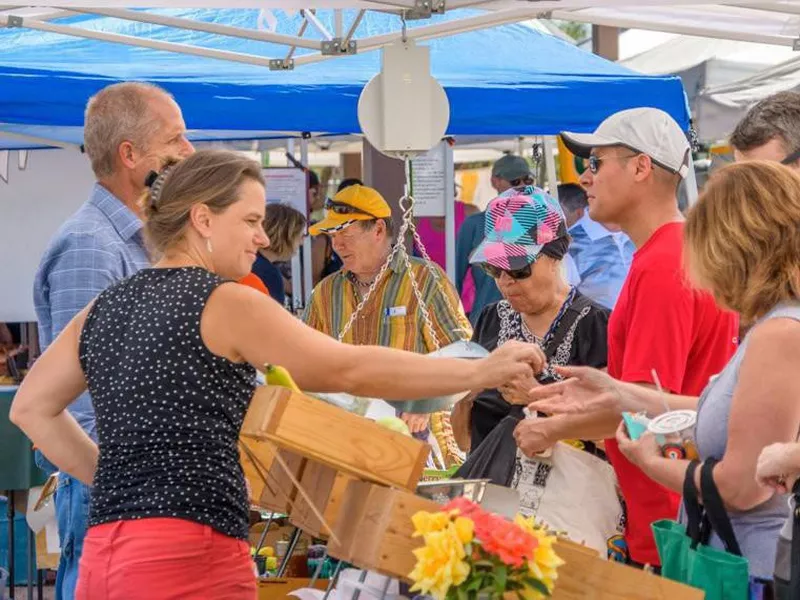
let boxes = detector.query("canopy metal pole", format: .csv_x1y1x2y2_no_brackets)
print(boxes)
0,15,284,68
69,7,324,50
301,136,314,305
287,139,304,314
0,129,81,150
301,9,333,41
444,142,456,283
344,9,365,43
543,137,559,200
334,9,343,37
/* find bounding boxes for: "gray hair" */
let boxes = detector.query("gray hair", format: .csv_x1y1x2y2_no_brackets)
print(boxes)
83,82,174,179
730,91,800,155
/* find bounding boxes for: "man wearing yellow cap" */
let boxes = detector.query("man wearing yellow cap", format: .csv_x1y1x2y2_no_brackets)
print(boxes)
304,185,471,460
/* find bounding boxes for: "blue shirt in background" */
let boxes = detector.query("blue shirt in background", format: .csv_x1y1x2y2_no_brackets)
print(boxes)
566,214,634,310
33,183,150,440
252,254,287,306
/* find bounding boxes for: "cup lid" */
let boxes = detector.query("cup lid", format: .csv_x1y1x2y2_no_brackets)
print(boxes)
647,410,697,435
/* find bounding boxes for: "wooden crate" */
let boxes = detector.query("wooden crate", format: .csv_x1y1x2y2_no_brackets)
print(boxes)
327,480,703,599
289,462,356,539
241,438,307,514
327,480,438,579
241,386,428,490
550,540,704,599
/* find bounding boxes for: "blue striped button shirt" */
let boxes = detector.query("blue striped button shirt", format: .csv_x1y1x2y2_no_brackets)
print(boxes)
33,183,150,440
565,214,634,310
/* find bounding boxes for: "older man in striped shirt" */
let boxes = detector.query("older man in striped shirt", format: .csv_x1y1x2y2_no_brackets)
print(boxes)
32,82,193,600
303,184,471,451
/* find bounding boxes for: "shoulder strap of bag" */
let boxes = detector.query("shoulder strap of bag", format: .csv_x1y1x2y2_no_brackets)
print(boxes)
699,458,743,556
683,460,704,547
790,479,800,597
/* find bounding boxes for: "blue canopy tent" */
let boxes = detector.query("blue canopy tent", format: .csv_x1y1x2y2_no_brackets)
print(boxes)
0,9,689,149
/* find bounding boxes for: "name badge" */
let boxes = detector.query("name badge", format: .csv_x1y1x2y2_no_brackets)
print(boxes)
385,306,407,317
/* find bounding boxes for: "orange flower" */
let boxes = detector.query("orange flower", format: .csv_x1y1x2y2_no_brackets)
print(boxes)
479,518,539,567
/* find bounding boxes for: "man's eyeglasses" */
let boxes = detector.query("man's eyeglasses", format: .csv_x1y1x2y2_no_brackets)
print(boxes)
587,153,639,174
324,199,378,218
480,262,533,280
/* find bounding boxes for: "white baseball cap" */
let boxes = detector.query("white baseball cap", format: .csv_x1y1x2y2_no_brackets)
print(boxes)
560,107,691,179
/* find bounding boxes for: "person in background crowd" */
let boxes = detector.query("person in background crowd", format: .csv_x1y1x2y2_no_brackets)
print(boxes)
530,161,800,582
251,203,307,307
309,173,349,287
303,184,471,444
453,185,617,555
456,156,533,325
553,107,739,571
730,91,800,169
558,182,634,310
12,150,546,599
32,81,193,600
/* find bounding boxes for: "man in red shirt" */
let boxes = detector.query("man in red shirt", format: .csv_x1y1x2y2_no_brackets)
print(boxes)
557,108,739,568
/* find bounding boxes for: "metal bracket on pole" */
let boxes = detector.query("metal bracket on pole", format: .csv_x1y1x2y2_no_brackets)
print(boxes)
404,0,446,21
269,58,295,70
794,37,800,51
6,15,24,28
321,38,357,55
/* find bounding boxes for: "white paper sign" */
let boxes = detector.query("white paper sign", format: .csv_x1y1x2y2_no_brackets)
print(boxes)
263,167,308,218
410,141,452,217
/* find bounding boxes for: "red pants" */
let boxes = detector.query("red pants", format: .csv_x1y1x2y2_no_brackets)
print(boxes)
75,518,257,600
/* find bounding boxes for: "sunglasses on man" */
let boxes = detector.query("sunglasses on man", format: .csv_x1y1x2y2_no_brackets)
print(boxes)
586,153,640,175
480,262,534,280
324,199,379,218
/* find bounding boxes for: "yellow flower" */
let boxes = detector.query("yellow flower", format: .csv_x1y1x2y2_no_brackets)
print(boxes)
513,515,565,595
409,523,471,600
412,511,452,537
453,516,474,544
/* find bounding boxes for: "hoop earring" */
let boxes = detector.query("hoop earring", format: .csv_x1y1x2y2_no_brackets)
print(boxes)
206,238,213,254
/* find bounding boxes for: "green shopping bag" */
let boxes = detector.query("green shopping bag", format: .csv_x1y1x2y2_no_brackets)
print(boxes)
653,459,751,600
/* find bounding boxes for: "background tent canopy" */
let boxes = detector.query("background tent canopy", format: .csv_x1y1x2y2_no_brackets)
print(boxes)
0,8,689,148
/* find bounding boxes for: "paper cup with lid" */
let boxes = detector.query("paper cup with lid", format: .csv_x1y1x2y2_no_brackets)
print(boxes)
647,410,699,460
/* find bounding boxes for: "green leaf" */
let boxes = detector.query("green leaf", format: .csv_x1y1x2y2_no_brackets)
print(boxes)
495,565,508,593
457,586,468,600
473,560,494,569
524,578,551,596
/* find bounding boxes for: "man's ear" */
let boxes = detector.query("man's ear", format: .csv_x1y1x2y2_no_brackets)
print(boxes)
118,141,137,170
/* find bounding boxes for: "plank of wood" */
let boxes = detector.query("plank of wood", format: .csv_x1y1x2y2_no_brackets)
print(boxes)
240,437,274,505
289,460,338,538
241,386,428,490
550,541,704,600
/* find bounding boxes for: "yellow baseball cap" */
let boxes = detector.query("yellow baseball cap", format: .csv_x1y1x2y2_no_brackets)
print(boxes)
308,185,392,236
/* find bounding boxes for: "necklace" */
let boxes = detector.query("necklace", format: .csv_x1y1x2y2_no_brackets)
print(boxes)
346,271,377,289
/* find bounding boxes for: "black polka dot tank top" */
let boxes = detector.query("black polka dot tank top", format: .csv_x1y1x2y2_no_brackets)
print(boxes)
79,267,257,539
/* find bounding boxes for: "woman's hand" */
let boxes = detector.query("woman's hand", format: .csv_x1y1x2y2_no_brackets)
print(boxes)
615,421,661,469
513,417,555,457
500,373,539,406
756,443,800,493
472,341,546,391
526,366,626,416
401,412,430,434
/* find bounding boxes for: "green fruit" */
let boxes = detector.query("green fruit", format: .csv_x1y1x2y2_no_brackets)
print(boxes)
376,416,412,436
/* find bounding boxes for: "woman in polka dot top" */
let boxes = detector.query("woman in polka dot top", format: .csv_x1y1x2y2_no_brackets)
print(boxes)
11,150,546,599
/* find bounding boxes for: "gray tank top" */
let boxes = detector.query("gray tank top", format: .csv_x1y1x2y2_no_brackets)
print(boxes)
691,302,800,579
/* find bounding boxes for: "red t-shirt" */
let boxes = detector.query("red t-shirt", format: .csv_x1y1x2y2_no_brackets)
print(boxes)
605,222,739,566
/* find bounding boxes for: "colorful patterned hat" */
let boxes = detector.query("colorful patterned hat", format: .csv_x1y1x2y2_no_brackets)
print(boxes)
469,185,567,270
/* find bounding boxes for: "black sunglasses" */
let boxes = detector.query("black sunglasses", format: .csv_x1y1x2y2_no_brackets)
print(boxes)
782,148,800,166
324,199,378,218
587,153,639,175
480,262,533,280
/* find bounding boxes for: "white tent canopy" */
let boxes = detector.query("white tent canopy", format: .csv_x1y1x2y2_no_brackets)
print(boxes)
696,54,800,140
2,1,800,58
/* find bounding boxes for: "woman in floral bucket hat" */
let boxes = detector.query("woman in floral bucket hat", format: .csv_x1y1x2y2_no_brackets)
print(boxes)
452,185,626,559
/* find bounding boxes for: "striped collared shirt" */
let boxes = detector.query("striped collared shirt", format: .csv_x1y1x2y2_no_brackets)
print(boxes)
33,183,150,439
303,254,472,352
